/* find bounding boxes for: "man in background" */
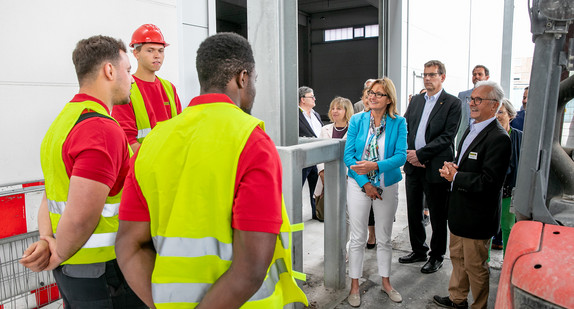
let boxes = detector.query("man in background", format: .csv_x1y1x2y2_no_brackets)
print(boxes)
456,65,490,146
510,86,528,130
353,79,376,113
401,60,461,274
298,86,324,220
113,24,182,152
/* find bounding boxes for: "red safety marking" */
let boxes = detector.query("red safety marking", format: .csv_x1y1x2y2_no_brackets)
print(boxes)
22,181,44,188
31,283,61,308
0,194,27,239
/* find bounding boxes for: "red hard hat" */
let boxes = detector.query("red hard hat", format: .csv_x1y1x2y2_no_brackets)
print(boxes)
130,24,169,48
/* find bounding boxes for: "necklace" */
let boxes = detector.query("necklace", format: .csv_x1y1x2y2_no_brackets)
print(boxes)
333,124,347,132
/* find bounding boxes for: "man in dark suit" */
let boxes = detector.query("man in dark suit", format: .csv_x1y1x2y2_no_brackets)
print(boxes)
433,81,511,309
298,86,324,220
400,60,461,274
456,65,490,146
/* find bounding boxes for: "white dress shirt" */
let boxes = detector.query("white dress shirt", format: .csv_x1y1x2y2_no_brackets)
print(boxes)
415,89,443,150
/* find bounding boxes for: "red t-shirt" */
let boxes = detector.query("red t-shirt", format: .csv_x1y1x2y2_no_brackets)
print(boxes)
119,94,283,234
112,76,182,145
62,94,131,196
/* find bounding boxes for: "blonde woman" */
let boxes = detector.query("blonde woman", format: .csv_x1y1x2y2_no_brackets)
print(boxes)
344,77,407,306
314,97,354,220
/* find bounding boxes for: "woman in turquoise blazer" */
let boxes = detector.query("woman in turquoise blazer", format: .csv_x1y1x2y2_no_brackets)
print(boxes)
344,77,407,307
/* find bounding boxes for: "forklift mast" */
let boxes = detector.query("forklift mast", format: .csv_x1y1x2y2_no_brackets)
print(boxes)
496,1,574,308
512,0,574,225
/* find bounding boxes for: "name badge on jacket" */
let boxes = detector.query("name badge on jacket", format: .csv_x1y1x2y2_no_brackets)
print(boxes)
469,152,478,160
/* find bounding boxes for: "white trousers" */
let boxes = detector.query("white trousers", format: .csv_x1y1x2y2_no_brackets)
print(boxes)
347,178,399,278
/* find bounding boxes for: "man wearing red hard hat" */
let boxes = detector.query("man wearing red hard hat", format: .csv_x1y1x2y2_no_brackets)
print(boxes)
113,24,182,152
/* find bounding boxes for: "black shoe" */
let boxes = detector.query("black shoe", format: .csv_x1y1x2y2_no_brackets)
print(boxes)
421,258,443,274
398,252,427,264
433,295,468,308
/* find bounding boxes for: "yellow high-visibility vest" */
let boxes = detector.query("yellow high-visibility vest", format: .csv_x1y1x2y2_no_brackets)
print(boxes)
135,100,308,308
41,100,131,264
130,76,177,143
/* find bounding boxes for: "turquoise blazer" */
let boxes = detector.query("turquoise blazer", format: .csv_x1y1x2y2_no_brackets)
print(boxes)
344,111,408,188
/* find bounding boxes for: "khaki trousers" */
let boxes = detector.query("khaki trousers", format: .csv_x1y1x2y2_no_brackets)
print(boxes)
448,233,490,309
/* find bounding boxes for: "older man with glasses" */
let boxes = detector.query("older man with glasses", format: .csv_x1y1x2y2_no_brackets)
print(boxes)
298,86,324,221
434,80,511,309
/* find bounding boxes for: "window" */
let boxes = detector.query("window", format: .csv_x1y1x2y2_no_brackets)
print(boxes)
365,25,379,38
324,27,353,42
324,24,378,42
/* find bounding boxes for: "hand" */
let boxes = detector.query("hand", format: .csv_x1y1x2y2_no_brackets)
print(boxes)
439,161,458,182
363,183,382,200
406,150,425,167
350,161,378,175
40,236,65,271
20,239,51,272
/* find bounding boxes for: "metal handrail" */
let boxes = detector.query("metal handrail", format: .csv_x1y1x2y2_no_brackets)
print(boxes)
277,138,347,289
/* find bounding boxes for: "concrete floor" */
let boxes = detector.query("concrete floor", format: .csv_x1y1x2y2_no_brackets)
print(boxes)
300,177,503,308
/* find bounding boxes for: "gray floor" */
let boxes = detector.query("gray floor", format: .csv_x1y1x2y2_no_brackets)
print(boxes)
301,177,503,308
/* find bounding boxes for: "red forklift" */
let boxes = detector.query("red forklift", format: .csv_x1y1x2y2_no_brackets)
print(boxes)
496,1,574,308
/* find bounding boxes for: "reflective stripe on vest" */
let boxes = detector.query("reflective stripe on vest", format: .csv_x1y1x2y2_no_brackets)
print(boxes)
48,200,120,217
53,232,117,249
279,232,289,249
137,128,152,140
131,76,177,143
153,236,233,260
152,258,288,304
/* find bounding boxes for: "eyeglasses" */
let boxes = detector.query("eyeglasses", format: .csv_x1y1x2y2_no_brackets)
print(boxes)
423,73,440,78
367,90,389,98
304,95,315,99
470,96,498,105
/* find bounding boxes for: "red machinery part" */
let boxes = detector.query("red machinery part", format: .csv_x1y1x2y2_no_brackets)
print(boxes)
496,221,574,308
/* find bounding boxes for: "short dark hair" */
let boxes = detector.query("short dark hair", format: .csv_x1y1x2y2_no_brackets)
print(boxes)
196,32,255,92
72,35,126,86
474,64,490,76
424,60,446,75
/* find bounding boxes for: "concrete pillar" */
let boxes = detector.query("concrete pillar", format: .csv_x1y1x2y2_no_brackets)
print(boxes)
247,0,299,147
500,0,515,97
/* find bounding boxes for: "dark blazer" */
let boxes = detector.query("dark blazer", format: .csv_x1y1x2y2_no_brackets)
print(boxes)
403,90,462,183
448,120,511,239
299,108,323,137
504,128,523,191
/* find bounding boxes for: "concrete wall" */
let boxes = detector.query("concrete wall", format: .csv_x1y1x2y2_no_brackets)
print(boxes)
0,0,212,186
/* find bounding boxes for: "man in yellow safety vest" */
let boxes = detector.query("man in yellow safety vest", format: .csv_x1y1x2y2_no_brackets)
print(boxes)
113,24,182,152
115,32,308,308
20,35,146,308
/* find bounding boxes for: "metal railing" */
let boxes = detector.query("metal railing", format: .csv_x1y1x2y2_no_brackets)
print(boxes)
277,138,347,290
0,232,60,308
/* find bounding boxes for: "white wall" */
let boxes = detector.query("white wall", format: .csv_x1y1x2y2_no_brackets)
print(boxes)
0,0,212,186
